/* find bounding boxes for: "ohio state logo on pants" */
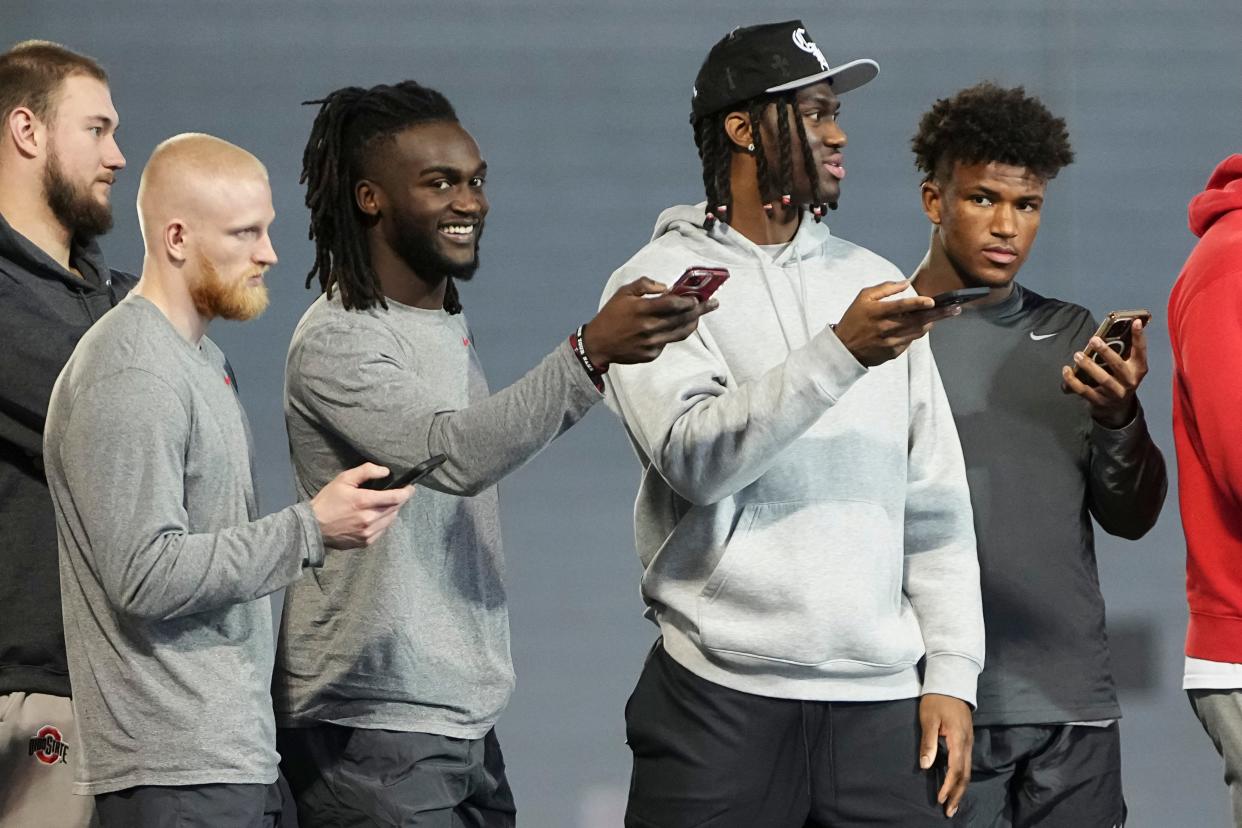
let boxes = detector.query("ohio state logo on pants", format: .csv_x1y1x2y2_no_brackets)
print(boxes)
28,725,69,765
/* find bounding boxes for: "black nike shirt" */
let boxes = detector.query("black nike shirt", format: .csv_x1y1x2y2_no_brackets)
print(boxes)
927,282,1167,726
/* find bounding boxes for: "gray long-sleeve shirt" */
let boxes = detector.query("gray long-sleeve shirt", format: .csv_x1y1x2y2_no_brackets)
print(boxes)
44,294,321,795
928,282,1167,726
274,293,599,738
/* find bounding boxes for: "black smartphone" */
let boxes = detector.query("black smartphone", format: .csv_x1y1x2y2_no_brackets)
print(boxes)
1071,309,1152,387
360,454,448,491
930,287,991,308
670,266,730,302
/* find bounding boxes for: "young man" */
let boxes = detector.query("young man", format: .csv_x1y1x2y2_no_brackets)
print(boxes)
43,133,414,828
0,40,128,828
274,80,712,826
600,21,984,826
909,83,1168,827
1169,153,1242,828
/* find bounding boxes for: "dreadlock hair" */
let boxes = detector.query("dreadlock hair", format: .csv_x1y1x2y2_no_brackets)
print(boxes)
691,91,831,231
302,80,465,313
911,82,1074,185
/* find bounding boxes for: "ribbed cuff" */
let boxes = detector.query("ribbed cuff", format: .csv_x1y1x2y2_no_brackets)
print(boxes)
294,501,325,568
920,653,982,709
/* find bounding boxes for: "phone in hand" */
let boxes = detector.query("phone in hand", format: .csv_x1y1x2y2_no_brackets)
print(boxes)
670,267,729,302
930,287,991,308
1071,309,1152,387
360,454,448,491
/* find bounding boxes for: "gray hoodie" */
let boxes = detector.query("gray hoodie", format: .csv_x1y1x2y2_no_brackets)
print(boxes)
600,204,984,705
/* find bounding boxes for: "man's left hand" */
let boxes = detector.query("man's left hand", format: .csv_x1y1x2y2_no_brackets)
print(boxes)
919,693,973,818
1061,320,1149,428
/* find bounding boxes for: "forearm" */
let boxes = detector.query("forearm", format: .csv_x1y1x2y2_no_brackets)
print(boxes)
611,324,866,505
1087,404,1169,539
904,340,984,705
99,503,318,621
905,543,985,707
422,342,600,495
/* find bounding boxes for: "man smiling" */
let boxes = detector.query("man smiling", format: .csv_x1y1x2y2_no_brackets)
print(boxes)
275,80,712,826
909,82,1168,827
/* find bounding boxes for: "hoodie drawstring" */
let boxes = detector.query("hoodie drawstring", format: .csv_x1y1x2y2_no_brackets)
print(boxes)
744,224,814,357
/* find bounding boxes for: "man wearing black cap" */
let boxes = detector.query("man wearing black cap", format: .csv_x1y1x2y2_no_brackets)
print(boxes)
600,20,985,826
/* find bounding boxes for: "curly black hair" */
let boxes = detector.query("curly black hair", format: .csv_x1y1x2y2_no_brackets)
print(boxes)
911,82,1074,183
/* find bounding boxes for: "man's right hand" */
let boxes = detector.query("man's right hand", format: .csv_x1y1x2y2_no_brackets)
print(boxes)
583,277,718,369
311,463,414,550
833,280,960,367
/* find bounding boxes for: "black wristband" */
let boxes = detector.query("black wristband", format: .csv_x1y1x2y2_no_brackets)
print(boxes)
570,324,605,392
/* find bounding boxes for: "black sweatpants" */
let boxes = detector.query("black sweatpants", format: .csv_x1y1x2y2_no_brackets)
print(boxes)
95,776,295,828
277,725,515,828
624,642,959,827
964,723,1126,827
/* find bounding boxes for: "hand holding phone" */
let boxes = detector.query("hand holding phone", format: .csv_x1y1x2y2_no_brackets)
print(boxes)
360,454,448,491
588,274,717,368
1070,310,1152,387
1062,309,1152,428
669,267,730,302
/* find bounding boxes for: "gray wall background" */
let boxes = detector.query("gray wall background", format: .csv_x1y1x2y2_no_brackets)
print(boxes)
6,1,1240,825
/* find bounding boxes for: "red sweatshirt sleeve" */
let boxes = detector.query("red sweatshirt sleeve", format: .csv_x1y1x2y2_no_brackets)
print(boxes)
1177,274,1242,508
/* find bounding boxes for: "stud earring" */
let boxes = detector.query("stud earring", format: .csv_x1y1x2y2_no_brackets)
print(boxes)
747,143,755,152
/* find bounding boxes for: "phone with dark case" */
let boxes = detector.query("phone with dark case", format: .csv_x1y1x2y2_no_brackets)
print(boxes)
670,267,730,302
930,287,991,308
360,454,448,491
1071,309,1152,387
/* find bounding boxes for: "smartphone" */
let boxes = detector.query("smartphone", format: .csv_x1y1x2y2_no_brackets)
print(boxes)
931,287,991,308
1071,309,1152,386
360,454,448,491
670,266,730,302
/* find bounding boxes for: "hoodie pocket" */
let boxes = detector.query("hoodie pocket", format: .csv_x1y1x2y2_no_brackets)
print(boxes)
698,499,914,667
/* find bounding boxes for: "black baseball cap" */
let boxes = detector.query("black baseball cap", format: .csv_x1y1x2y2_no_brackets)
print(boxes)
691,20,879,119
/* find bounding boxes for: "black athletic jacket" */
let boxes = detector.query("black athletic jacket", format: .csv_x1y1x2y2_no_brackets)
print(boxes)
0,212,135,697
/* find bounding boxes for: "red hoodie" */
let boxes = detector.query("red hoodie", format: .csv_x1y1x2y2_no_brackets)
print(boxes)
1170,154,1242,662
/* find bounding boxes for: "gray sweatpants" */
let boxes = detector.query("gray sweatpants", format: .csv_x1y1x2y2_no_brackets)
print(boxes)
1189,689,1242,828
0,692,96,828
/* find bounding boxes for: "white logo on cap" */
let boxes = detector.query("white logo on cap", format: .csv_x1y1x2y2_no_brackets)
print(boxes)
792,28,831,71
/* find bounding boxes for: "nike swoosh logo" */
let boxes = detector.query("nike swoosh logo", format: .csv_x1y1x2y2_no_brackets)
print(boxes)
1030,332,1057,341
